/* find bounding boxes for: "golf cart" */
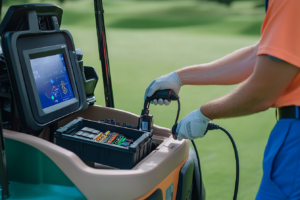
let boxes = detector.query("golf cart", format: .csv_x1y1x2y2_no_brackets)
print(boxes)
0,1,205,200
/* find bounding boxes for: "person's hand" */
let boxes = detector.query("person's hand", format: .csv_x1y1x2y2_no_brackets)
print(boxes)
144,72,182,105
175,108,210,141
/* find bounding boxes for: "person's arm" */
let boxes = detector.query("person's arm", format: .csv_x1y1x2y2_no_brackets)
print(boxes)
201,55,299,120
177,42,259,85
175,55,299,140
144,42,259,105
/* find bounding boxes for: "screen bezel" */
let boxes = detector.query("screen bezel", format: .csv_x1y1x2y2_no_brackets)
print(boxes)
23,45,79,122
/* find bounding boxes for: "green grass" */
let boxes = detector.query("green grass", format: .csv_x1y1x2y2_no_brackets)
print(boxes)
1,1,272,199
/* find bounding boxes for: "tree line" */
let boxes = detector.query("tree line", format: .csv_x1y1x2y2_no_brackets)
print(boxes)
2,0,266,6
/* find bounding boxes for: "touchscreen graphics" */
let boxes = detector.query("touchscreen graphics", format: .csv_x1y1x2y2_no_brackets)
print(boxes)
30,54,75,109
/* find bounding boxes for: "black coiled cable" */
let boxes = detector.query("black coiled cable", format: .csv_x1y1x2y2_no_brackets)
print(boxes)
207,123,240,200
173,100,239,200
144,91,239,199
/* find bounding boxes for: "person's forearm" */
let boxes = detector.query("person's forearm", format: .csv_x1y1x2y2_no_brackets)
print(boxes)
200,79,267,120
200,56,300,120
176,42,259,85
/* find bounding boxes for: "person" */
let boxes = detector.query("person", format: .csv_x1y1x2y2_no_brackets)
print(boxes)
144,0,300,199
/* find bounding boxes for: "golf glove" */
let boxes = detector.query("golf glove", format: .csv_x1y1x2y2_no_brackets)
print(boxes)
144,71,183,105
176,108,210,141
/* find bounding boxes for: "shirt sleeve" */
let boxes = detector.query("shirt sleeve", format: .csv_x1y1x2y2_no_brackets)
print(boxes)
258,0,300,68
268,55,285,63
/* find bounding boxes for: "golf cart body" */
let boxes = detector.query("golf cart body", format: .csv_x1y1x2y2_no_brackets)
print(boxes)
0,2,204,200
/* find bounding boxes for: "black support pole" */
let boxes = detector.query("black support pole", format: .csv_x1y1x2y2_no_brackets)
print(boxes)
94,0,114,108
0,102,9,199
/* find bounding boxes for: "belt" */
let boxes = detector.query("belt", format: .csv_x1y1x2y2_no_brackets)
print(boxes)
278,106,300,119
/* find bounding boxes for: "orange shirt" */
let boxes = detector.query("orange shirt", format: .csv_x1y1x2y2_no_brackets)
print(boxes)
258,0,300,108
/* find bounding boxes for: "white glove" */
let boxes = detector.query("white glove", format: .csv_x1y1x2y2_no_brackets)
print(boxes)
144,72,183,105
176,108,210,141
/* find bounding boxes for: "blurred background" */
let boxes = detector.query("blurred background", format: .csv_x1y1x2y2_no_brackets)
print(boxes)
2,0,272,199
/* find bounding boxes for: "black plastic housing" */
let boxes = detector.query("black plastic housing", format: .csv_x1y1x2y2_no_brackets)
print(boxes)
75,48,98,105
0,4,88,132
55,117,152,169
0,4,62,36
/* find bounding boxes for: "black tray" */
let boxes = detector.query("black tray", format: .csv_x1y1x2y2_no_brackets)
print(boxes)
54,117,152,169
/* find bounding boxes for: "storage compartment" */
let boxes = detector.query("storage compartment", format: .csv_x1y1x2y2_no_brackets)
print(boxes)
54,117,152,169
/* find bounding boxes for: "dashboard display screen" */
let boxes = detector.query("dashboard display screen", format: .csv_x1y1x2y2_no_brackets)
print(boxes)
30,54,75,109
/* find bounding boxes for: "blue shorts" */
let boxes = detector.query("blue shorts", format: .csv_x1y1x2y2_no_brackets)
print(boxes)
256,119,300,200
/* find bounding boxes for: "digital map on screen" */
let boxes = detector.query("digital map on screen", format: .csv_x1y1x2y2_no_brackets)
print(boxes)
30,53,75,109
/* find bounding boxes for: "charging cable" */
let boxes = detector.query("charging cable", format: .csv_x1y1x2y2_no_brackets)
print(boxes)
142,89,239,200
205,123,239,200
172,99,239,200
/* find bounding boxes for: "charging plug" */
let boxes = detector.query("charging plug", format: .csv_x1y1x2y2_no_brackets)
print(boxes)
139,89,179,132
171,122,220,138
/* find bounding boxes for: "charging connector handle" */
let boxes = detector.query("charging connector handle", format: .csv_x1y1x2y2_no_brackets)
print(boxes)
140,89,179,131
144,89,179,111
146,89,179,102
